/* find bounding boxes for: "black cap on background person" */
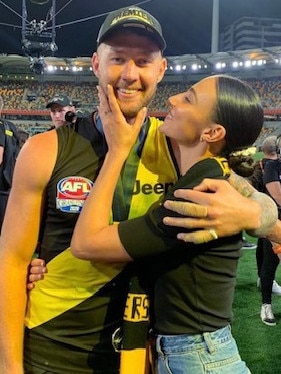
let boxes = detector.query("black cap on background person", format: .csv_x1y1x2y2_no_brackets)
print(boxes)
46,94,76,129
97,6,166,51
46,94,73,108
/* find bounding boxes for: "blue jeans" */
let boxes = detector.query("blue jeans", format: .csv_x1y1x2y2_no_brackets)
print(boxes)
155,325,251,374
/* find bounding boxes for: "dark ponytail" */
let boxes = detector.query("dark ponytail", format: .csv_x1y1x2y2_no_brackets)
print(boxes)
211,75,263,176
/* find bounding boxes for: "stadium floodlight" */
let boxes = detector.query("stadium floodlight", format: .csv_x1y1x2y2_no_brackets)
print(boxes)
46,65,56,72
215,62,226,69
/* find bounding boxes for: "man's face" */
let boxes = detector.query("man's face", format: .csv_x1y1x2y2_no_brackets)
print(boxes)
49,104,73,128
92,31,167,120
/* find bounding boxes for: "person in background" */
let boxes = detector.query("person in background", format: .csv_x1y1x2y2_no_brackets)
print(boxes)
241,236,257,250
71,74,264,374
0,5,278,374
249,136,281,302
46,94,76,129
255,137,281,292
256,135,281,325
0,95,20,231
17,129,29,149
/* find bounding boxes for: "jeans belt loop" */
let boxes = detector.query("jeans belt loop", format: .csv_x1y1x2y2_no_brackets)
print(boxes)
203,331,216,354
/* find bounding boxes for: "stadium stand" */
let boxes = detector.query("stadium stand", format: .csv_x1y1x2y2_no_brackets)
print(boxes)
1,75,281,146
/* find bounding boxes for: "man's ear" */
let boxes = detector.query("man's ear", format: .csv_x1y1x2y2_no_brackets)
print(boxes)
157,57,167,83
202,124,226,143
92,52,99,78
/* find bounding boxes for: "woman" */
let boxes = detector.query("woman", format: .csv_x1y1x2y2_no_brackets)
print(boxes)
71,74,263,373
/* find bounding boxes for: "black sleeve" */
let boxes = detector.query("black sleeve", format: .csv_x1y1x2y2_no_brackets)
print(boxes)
0,121,6,148
118,158,227,259
263,160,280,185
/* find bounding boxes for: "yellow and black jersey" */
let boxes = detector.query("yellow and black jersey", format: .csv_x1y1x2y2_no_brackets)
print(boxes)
24,115,178,374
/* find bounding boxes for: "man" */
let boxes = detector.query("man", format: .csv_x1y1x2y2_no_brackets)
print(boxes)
0,95,20,231
0,5,278,374
46,94,76,129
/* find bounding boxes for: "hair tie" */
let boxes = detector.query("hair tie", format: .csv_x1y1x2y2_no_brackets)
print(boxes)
230,146,256,157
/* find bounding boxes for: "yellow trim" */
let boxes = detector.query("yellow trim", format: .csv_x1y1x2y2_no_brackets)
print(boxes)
212,156,231,176
25,248,125,328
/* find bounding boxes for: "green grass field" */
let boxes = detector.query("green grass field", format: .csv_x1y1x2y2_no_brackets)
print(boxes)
232,240,281,374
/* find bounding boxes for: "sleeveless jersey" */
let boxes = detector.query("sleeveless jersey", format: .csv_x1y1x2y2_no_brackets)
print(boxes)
24,116,178,374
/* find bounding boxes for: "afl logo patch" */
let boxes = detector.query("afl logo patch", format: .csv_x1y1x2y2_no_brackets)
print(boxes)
56,176,93,213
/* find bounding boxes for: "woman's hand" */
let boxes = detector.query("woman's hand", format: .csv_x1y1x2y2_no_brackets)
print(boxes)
26,258,47,290
162,178,263,244
97,84,147,158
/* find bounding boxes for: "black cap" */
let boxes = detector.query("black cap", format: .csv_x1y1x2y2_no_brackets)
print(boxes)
46,94,73,108
97,6,166,51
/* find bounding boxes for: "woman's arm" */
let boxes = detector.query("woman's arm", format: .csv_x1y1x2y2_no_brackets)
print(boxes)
72,151,133,261
162,174,278,244
71,85,146,261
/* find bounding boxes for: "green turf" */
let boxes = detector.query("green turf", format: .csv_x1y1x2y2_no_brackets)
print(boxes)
232,244,281,373
253,151,263,162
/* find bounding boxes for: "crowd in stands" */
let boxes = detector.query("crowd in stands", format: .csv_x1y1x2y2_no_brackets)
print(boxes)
1,76,281,144
0,81,98,113
249,78,281,109
1,77,281,112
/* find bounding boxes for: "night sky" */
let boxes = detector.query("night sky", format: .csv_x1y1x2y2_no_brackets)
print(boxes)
0,0,281,58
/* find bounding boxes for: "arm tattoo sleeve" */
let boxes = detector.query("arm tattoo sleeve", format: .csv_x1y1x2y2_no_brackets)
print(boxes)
228,172,278,237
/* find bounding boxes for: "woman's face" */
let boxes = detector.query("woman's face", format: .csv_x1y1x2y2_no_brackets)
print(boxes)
160,76,218,146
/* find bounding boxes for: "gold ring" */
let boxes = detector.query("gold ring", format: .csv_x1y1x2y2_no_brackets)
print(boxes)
209,229,218,240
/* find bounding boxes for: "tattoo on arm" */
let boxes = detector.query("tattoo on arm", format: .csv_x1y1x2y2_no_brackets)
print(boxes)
228,172,255,198
228,171,278,237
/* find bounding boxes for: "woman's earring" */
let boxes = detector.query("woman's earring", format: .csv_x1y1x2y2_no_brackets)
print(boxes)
200,136,205,142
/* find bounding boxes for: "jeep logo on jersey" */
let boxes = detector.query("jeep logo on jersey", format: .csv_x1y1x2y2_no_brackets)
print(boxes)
56,176,93,213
